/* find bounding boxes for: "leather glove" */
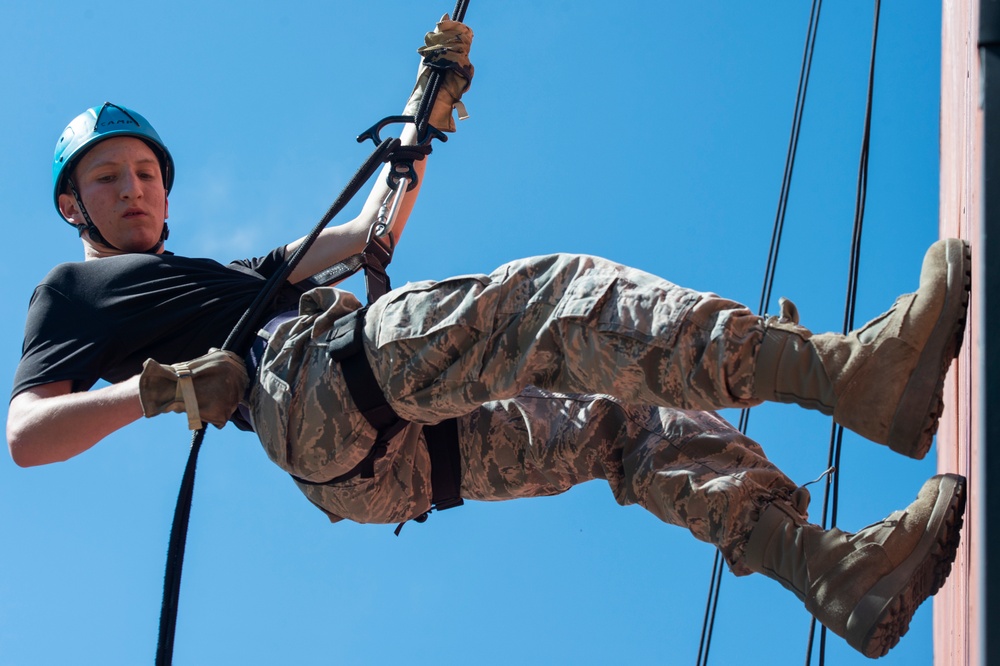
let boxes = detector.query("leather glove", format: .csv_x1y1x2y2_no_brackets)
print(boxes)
138,348,248,429
403,14,474,132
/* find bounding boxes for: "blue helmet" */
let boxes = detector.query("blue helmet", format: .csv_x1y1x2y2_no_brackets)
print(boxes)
52,102,174,221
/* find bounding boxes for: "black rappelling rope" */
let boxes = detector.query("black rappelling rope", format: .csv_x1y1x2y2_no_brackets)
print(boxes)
154,137,396,666
695,2,823,664
807,2,880,664
154,3,471,664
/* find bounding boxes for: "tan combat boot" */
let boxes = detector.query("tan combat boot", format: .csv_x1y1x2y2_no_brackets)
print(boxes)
754,238,971,458
742,473,966,658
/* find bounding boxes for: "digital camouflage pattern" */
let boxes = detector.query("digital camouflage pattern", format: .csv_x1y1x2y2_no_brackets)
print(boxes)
456,389,800,573
250,253,796,572
364,253,765,420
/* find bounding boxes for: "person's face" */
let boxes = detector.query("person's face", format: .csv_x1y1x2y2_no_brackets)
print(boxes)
57,136,169,254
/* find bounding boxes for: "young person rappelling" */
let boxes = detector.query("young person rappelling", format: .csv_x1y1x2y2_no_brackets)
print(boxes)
7,16,970,660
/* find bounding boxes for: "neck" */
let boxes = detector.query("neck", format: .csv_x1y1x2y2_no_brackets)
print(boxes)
81,232,165,260
77,222,168,258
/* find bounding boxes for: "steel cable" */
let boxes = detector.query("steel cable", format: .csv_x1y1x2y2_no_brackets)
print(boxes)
808,2,881,664
696,2,823,662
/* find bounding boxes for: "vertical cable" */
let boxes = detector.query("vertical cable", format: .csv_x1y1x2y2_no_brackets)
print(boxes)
695,552,725,666
808,2,881,664
696,3,823,663
758,0,825,318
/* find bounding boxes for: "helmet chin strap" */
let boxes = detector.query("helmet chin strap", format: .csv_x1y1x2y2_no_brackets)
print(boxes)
68,179,168,254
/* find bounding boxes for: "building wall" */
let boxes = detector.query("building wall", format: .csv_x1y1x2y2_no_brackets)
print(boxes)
935,1,981,664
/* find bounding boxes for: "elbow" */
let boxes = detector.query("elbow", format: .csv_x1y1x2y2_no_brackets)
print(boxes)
8,444,35,469
7,433,36,468
7,420,50,468
7,382,84,467
8,443,57,469
9,453,38,469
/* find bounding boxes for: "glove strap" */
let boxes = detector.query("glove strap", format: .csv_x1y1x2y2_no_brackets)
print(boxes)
174,363,203,430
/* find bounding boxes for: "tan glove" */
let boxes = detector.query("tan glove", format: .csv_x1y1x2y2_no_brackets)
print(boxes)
403,14,474,132
138,349,248,429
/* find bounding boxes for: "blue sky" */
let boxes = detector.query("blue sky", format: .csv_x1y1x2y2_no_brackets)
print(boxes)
1,2,947,664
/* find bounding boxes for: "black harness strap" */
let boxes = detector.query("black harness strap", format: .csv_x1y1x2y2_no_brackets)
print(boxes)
289,308,464,520
326,308,407,455
422,418,465,512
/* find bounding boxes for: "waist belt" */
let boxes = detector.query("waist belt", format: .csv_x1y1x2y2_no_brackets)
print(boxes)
245,310,300,383
234,311,300,431
272,308,464,521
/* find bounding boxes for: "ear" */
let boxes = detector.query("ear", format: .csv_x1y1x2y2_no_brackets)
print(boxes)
57,192,80,224
164,196,169,220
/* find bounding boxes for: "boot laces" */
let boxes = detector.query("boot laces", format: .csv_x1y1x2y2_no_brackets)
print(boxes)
851,509,907,547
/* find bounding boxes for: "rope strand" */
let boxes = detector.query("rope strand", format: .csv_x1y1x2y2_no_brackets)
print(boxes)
696,2,823,661
155,4,473,663
810,2,881,664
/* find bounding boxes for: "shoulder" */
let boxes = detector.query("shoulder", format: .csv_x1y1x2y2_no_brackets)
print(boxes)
33,256,150,294
39,260,85,284
47,253,226,281
227,245,289,276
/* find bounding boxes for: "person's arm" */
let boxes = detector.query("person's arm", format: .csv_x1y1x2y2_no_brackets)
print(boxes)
7,377,143,467
285,16,473,285
285,123,427,285
8,348,246,467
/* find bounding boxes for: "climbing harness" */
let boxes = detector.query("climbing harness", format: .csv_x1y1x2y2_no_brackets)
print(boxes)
282,307,465,533
155,3,471,664
694,2,883,665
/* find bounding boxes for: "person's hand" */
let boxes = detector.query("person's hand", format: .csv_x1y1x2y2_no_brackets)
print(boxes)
403,14,474,132
138,349,248,429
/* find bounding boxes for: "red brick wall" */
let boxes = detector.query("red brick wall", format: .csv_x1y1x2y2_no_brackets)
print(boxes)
935,1,981,664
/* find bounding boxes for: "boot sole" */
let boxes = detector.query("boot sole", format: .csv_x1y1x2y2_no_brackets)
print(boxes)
888,239,971,459
846,473,967,658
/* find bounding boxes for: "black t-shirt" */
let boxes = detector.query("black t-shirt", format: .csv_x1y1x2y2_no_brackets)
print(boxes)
12,247,306,398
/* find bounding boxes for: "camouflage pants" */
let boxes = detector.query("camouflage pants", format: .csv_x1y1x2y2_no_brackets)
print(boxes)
250,254,798,572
